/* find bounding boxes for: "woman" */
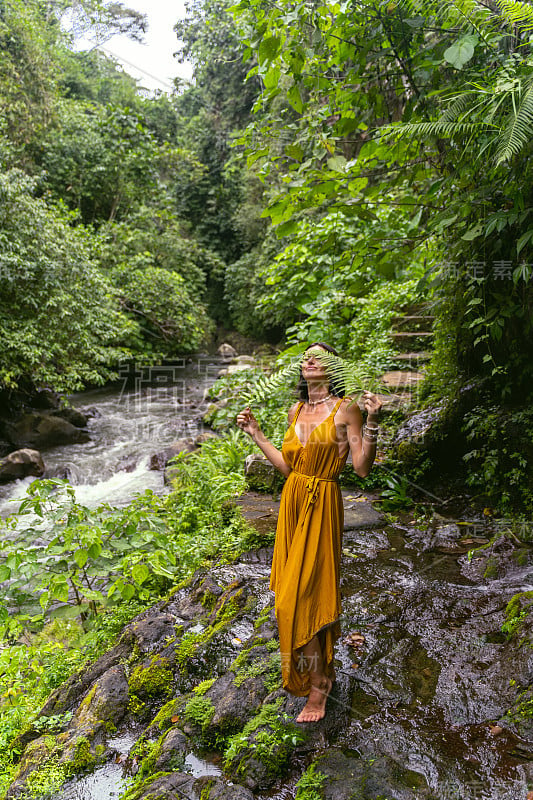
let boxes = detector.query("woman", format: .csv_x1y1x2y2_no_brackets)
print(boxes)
236,343,381,723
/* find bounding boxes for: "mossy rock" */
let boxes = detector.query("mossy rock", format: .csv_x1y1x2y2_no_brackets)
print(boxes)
120,770,196,800
224,700,306,790
129,656,174,701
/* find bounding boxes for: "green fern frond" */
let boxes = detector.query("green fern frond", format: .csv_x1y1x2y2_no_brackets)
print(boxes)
381,119,494,142
496,77,533,162
240,347,390,407
391,0,495,41
240,359,302,405
495,0,533,30
308,348,390,399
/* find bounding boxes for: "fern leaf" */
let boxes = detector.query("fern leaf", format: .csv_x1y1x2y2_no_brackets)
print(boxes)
496,77,533,162
381,119,494,142
495,0,533,30
241,347,391,407
240,359,302,405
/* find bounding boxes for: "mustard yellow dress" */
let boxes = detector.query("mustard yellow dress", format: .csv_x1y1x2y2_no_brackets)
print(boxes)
270,397,348,696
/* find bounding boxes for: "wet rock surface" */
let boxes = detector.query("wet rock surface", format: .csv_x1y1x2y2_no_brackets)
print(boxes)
9,499,533,800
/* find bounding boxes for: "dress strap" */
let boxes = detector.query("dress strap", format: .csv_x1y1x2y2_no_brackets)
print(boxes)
292,401,305,425
331,397,344,419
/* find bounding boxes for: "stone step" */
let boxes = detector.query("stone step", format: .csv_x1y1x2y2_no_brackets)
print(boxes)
379,371,426,391
391,314,435,331
400,301,433,314
390,331,434,339
394,351,432,364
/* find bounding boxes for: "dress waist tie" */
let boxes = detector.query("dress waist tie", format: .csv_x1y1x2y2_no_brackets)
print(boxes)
291,471,339,505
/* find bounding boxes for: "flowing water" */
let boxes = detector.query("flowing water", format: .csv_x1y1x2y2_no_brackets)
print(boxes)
0,357,222,516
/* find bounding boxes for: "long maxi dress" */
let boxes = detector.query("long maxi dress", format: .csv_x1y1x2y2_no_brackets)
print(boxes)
269,397,348,696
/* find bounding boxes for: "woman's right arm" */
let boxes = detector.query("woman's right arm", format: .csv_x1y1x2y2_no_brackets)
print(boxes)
236,406,295,478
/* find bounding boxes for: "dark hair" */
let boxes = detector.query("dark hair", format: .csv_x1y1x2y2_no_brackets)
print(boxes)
296,341,345,400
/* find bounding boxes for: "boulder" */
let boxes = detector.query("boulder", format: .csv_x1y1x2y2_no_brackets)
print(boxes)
33,387,61,410
244,453,281,493
3,413,90,449
120,772,195,800
194,776,254,800
194,431,218,446
217,343,237,359
232,355,256,365
51,407,88,428
0,448,45,483
73,665,129,732
149,439,197,471
152,728,189,772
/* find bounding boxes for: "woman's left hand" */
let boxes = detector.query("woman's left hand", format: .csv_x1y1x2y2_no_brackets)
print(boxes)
361,390,382,420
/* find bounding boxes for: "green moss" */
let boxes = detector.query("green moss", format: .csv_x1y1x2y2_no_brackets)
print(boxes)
224,699,306,781
119,770,176,800
64,736,96,776
176,629,205,669
193,678,216,696
147,697,185,732
502,591,533,642
199,778,215,800
295,763,327,800
129,656,173,700
128,693,147,717
184,695,215,731
24,757,66,798
254,604,274,630
233,651,281,693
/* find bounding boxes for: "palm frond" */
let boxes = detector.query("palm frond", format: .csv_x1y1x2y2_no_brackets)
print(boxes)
496,77,533,162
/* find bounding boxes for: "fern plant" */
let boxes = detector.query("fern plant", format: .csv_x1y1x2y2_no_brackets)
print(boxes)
380,0,533,164
240,347,388,406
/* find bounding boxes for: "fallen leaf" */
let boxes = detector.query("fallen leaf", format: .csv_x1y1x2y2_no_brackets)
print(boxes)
527,791,533,800
351,663,359,669
489,724,503,736
171,715,180,723
354,497,368,502
344,631,366,647
483,507,494,516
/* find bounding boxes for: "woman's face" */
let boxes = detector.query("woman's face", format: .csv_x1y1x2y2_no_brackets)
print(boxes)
301,346,329,383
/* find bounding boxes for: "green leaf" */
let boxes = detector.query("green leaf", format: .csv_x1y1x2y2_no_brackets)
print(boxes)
132,563,150,585
49,603,89,620
263,65,281,89
443,38,476,70
87,542,102,559
0,565,11,581
120,583,136,601
258,36,280,63
74,549,88,569
327,155,347,172
287,84,304,114
275,219,299,237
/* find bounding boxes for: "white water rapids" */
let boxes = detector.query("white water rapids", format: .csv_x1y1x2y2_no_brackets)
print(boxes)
0,357,223,516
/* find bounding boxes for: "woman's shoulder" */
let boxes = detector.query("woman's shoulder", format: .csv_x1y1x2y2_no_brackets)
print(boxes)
338,395,362,420
287,400,302,423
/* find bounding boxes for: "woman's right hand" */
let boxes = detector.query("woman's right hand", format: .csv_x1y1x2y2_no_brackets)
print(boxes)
236,406,260,439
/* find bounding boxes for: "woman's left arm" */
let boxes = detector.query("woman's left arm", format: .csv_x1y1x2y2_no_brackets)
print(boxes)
345,391,382,478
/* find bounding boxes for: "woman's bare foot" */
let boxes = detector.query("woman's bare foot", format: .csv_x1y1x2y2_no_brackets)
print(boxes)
296,677,332,723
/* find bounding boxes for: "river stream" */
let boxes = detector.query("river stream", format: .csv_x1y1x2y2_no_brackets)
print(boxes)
0,357,221,516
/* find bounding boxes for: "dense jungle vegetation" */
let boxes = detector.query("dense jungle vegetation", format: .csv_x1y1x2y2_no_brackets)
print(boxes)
1,0,533,794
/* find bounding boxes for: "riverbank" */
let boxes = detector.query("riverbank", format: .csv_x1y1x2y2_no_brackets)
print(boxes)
4,489,533,800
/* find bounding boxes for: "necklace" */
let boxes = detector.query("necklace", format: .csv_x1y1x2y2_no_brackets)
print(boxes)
306,393,332,407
